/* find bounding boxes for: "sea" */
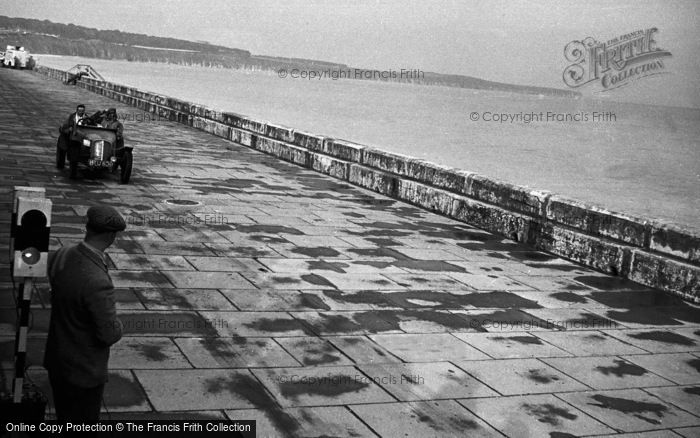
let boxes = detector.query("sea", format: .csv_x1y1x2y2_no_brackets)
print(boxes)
36,55,700,232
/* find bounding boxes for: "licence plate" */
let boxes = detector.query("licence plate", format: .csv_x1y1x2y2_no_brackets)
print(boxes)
88,159,110,167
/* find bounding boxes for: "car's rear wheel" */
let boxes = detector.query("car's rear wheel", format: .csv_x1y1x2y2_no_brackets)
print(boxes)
56,142,66,169
120,150,132,184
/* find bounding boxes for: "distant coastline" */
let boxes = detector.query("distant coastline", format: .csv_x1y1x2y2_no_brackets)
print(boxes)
0,14,579,98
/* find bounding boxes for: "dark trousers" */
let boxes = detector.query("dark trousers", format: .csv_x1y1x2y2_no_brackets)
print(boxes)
67,141,81,162
49,371,104,427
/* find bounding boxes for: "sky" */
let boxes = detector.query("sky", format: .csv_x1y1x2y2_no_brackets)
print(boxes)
1,0,698,107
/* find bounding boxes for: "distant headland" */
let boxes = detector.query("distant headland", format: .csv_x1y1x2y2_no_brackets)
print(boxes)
0,15,579,98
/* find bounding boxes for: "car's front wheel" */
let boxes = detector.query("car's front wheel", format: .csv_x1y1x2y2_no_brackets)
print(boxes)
120,150,133,184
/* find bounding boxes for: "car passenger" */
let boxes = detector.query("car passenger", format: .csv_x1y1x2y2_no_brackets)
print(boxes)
100,108,124,148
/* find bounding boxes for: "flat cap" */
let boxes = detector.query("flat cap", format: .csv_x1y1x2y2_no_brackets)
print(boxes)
86,205,126,232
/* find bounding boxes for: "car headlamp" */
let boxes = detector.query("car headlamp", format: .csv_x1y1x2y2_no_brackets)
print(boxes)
82,139,91,147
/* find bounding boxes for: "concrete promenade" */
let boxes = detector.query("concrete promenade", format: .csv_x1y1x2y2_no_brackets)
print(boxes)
1,68,699,437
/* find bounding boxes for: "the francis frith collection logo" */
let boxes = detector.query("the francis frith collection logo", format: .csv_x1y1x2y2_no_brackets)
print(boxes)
563,27,672,91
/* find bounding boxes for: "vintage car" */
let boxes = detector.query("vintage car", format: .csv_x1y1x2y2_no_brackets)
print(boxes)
56,117,133,184
2,45,33,69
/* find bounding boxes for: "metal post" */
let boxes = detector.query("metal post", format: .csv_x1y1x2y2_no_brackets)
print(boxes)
9,186,51,405
13,278,33,403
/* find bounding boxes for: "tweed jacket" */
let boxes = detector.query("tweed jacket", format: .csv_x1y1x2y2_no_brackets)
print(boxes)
44,242,123,387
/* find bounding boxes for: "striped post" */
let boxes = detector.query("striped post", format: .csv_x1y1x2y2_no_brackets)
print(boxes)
10,186,51,404
13,278,33,403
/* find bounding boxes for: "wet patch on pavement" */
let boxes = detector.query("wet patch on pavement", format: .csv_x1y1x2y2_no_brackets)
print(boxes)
588,394,667,425
493,335,543,345
629,331,696,346
526,370,562,384
522,403,577,426
595,359,648,378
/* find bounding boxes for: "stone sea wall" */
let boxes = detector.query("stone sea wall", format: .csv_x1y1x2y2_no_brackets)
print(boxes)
33,65,700,301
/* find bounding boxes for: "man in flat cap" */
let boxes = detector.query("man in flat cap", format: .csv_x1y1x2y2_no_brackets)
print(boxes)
44,204,126,427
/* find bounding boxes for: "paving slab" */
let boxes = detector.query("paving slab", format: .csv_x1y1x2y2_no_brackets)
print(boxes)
175,337,301,368
304,272,407,291
271,244,352,259
350,400,502,437
204,242,282,258
521,308,623,331
391,248,463,261
111,270,174,288
198,311,316,337
109,253,195,271
255,257,407,275
218,289,303,311
279,234,355,248
239,272,343,290
603,329,700,354
446,272,535,291
586,290,693,309
534,330,648,356
136,241,218,256
675,426,700,437
449,308,561,332
251,365,395,407
368,333,490,362
109,336,192,369
288,290,398,311
226,406,378,438
621,353,700,385
542,356,675,390
454,358,590,395
357,361,498,401
183,256,266,272
598,307,700,329
644,385,700,416
497,259,606,278
135,369,265,411
134,288,236,310
459,394,616,437
290,311,404,335
452,332,573,358
557,389,700,432
274,336,354,367
324,335,404,365
163,271,255,289
506,274,595,292
382,273,471,290
156,228,231,243
375,309,482,333
508,290,600,309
